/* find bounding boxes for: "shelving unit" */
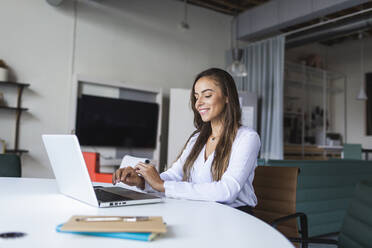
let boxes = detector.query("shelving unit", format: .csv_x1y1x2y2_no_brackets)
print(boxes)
0,106,28,111
0,81,30,154
283,62,347,160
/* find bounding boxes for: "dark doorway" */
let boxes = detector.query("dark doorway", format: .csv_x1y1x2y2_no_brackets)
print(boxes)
367,73,372,136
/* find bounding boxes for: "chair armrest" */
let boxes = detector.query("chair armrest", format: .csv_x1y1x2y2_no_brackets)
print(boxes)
271,213,338,248
289,237,337,246
271,212,309,248
271,212,307,228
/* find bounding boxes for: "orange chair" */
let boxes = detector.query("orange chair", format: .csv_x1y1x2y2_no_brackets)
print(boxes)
82,152,112,183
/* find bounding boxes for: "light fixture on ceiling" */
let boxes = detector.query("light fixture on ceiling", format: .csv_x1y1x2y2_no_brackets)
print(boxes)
357,32,368,100
46,0,64,6
179,0,190,30
227,16,247,77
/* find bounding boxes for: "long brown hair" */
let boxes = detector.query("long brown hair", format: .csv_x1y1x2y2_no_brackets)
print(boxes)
181,68,241,182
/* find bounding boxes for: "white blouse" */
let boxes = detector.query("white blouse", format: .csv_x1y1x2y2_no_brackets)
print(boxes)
153,126,261,208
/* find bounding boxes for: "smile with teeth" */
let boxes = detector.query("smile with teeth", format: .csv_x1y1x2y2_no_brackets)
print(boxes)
199,108,209,115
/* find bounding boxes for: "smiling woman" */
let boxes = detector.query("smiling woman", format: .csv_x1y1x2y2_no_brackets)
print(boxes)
113,68,261,212
194,77,228,123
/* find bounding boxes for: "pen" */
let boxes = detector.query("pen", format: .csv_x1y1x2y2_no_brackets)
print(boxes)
76,216,150,222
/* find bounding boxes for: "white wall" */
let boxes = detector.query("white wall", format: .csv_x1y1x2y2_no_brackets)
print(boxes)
0,0,74,177
286,37,372,149
74,0,230,90
0,0,231,178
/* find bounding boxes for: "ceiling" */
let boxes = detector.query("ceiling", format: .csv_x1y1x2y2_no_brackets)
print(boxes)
283,1,372,46
177,0,372,46
176,0,270,16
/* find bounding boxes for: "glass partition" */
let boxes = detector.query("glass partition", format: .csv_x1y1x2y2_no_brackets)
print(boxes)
284,61,346,159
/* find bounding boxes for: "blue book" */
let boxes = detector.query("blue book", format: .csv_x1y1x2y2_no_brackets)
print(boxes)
56,224,157,242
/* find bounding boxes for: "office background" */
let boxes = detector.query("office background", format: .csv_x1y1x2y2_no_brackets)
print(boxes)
0,0,231,178
0,0,371,178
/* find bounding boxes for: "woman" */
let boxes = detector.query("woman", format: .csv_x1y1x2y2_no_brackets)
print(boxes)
112,68,261,211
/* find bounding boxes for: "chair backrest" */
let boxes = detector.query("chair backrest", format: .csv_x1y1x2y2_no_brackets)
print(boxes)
338,180,372,248
0,154,21,177
253,166,300,239
267,159,372,237
82,152,112,183
82,152,100,181
343,144,362,160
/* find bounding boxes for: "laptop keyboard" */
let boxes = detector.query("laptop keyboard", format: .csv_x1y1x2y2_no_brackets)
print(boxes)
94,188,132,202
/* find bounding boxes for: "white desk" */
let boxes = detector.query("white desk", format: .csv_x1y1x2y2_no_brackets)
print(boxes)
0,178,293,248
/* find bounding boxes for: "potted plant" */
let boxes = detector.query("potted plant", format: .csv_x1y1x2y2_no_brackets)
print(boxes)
0,59,8,81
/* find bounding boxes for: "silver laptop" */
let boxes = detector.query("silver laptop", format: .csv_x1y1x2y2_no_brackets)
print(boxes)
42,134,162,208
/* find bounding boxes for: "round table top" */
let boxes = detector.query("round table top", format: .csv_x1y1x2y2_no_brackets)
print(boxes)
0,178,293,248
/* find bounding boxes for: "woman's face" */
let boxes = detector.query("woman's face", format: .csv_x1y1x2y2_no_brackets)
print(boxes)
194,77,227,123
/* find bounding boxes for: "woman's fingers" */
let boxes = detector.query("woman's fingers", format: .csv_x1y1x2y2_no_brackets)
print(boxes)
133,163,164,192
135,162,149,169
125,173,139,185
135,162,153,173
121,167,130,181
113,162,156,185
113,168,122,185
112,167,135,185
113,163,159,191
112,171,116,184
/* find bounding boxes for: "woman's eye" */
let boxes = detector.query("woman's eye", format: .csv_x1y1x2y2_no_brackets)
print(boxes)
205,95,212,98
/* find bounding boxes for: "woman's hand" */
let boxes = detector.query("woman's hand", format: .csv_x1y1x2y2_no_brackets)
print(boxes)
112,167,145,190
135,163,165,192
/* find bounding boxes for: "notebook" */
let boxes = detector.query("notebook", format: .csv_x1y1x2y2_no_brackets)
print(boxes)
59,215,167,233
56,224,158,242
56,215,166,242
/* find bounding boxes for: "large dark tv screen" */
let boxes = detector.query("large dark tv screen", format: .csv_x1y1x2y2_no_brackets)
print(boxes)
76,94,159,148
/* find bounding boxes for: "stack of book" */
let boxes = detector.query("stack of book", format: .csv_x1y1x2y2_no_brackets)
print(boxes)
57,215,167,242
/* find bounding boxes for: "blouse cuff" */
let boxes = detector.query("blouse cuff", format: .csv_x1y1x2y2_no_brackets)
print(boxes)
163,180,177,198
143,181,155,192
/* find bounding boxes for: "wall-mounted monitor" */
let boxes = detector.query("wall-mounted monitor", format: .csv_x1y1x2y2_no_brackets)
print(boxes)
75,94,159,148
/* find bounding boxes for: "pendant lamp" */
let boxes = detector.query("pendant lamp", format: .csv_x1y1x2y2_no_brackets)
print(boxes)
227,16,247,77
179,0,190,30
357,32,368,100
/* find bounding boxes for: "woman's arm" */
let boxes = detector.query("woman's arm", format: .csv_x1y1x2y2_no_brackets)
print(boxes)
162,131,261,203
139,134,199,192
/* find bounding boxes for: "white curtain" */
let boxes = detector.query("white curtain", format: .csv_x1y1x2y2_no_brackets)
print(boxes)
227,35,285,160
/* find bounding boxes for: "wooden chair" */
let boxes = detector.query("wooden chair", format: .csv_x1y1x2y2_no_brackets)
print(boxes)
0,154,21,177
253,166,306,247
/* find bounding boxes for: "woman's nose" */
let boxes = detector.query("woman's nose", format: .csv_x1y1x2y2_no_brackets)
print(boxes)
196,98,204,108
